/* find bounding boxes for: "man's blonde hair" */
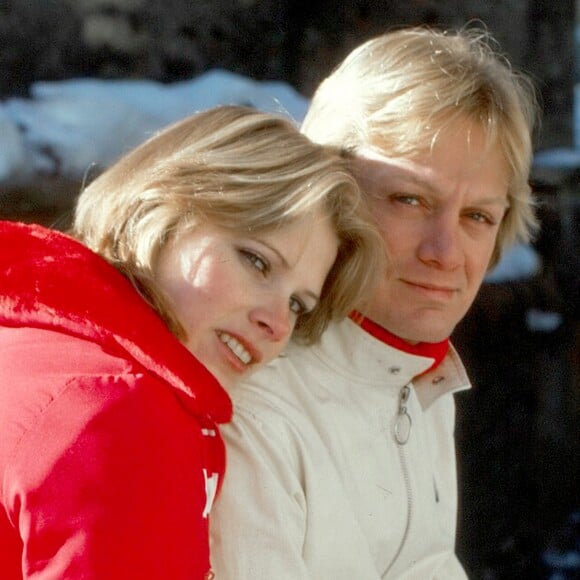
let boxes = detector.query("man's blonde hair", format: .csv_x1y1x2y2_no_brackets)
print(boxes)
72,105,383,343
302,25,540,266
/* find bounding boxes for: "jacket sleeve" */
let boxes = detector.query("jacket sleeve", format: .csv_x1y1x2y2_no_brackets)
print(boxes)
210,399,312,580
5,373,213,580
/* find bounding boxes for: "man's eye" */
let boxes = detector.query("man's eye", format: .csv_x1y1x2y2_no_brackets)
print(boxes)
240,250,269,274
393,195,421,206
467,211,496,225
289,296,308,316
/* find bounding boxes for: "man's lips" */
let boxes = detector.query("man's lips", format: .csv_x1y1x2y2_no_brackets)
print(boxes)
401,279,458,298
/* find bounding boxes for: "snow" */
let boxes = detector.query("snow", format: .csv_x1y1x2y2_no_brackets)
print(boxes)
0,105,27,182
534,147,580,172
0,69,308,183
525,308,564,333
484,242,541,283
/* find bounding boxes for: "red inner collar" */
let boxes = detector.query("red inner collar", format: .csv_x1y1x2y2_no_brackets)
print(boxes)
350,311,449,373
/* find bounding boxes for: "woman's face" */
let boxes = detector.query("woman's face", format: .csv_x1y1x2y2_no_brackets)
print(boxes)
155,214,338,390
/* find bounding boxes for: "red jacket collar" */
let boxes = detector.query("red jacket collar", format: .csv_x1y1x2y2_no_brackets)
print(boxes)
350,311,449,374
0,221,232,424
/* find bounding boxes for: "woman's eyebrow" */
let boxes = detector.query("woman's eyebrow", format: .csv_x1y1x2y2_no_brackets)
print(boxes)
254,238,289,268
254,238,321,304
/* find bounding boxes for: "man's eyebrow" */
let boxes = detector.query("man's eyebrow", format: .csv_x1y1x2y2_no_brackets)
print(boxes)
411,177,511,208
474,196,511,208
357,150,511,199
362,159,511,207
354,154,423,185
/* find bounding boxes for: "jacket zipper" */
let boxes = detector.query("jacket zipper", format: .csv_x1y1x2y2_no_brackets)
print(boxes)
384,383,413,577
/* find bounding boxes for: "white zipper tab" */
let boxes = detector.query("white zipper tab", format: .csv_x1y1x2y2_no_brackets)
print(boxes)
384,383,414,576
394,384,412,445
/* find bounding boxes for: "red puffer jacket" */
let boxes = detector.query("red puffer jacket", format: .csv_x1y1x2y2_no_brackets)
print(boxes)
0,221,232,579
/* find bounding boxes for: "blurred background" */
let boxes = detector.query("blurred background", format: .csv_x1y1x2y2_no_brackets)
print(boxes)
0,1,578,578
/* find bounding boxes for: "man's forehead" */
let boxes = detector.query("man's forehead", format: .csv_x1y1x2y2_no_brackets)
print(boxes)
351,147,511,207
351,149,428,184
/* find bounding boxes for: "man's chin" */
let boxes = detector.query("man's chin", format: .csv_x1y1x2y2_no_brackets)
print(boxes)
394,323,455,345
357,306,457,343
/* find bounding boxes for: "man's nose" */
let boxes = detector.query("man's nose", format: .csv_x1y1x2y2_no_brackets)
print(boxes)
417,213,464,270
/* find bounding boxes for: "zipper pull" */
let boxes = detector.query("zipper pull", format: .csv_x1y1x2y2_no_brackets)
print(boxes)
394,384,412,445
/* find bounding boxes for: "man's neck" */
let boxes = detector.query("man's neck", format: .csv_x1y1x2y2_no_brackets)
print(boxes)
349,311,450,373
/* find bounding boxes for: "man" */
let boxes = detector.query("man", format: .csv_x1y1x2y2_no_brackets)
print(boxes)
210,26,539,579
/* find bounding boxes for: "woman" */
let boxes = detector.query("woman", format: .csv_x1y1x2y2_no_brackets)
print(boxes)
0,106,382,579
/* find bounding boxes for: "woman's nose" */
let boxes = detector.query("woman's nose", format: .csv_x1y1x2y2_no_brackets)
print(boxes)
249,299,292,342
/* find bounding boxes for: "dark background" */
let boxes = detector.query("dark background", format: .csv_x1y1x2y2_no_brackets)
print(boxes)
0,1,578,578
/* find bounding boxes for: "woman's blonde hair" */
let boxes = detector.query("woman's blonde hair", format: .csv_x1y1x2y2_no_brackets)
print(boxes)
72,105,383,343
302,25,541,267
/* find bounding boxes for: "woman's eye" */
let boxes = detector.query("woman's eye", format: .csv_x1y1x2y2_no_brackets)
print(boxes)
240,250,269,274
289,296,308,316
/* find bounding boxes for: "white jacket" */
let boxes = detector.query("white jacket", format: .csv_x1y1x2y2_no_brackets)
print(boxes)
210,318,470,579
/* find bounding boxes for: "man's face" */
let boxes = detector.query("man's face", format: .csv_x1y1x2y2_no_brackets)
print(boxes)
352,121,511,344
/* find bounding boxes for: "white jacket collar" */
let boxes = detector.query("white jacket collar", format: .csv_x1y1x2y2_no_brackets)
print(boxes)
294,318,471,409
